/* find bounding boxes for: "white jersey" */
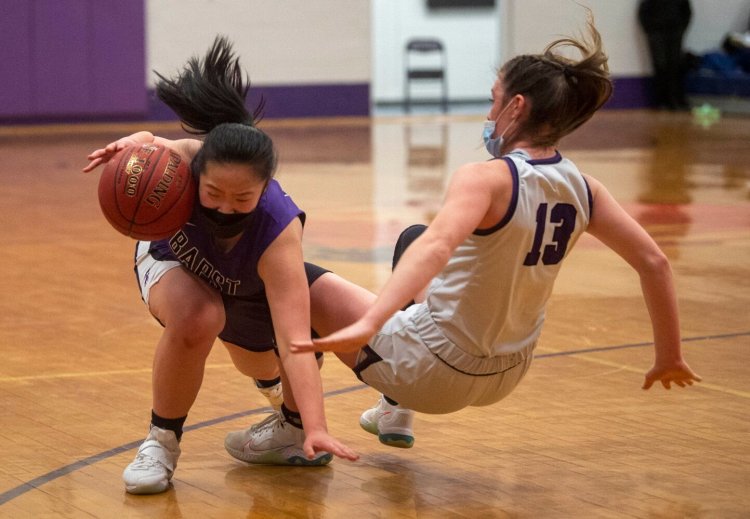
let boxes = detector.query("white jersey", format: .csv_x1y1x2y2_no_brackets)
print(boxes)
426,149,592,356
358,149,592,413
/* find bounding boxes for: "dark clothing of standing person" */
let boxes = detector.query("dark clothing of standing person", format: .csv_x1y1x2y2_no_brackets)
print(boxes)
638,0,692,110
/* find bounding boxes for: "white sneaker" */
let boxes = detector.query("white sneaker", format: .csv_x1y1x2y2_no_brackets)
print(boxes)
122,426,181,494
360,396,415,448
224,412,333,466
255,380,283,411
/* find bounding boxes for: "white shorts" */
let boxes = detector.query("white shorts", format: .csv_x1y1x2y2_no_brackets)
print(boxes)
355,304,534,414
134,241,182,306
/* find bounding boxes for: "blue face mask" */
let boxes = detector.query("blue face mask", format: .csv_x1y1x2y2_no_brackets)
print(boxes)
482,100,516,158
482,120,503,158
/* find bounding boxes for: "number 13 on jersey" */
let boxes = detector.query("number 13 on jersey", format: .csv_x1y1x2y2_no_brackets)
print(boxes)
523,203,577,266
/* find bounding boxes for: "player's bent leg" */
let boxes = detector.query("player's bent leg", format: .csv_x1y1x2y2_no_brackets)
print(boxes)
356,226,424,447
309,271,376,368
149,269,225,418
223,343,283,410
309,265,418,448
125,266,223,494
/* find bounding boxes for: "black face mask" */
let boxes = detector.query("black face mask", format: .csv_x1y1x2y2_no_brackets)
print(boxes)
197,206,255,239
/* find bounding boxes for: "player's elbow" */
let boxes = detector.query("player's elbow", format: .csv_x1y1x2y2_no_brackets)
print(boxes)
637,248,672,279
429,239,455,267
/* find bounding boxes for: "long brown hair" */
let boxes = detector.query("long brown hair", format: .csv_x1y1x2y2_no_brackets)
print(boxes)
500,9,613,146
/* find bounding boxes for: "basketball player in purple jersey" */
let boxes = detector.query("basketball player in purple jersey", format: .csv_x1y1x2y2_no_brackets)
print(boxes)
84,36,357,495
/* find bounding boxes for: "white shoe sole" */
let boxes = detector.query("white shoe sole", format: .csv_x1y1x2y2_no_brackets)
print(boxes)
359,415,414,449
224,438,333,466
124,478,171,495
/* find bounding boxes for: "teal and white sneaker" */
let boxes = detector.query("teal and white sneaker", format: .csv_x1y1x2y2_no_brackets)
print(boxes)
122,426,181,494
224,412,333,466
360,396,415,448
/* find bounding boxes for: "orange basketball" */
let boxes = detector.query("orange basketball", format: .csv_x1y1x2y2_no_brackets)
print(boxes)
98,143,196,240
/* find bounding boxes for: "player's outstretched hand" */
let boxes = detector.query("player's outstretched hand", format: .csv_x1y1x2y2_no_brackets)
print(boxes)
82,137,140,173
642,358,702,390
303,429,359,462
291,320,377,354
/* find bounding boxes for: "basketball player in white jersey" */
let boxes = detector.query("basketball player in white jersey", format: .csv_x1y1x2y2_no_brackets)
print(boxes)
225,12,701,454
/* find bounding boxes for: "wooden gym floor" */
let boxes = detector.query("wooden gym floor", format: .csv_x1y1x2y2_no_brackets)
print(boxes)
0,108,748,518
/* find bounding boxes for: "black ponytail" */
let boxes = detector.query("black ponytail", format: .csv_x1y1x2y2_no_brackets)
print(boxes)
155,35,260,134
156,36,277,182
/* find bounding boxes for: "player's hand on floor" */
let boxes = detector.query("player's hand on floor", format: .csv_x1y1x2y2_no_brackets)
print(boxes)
642,359,702,390
304,430,359,462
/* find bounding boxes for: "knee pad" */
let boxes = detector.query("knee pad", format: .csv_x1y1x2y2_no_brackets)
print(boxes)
392,224,427,270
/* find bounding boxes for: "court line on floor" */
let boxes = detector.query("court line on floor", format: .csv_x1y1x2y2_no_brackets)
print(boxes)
0,330,746,506
0,363,237,383
536,331,750,398
535,331,747,358
0,384,366,506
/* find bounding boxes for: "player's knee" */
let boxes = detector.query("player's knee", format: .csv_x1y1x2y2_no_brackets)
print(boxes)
169,298,225,342
253,362,280,381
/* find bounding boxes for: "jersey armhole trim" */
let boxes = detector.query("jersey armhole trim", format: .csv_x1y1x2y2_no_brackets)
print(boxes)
582,176,593,220
474,157,519,236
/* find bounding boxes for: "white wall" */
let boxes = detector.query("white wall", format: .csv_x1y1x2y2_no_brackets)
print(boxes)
500,0,648,75
501,0,750,77
685,0,749,53
371,0,501,103
145,0,370,87
144,0,750,105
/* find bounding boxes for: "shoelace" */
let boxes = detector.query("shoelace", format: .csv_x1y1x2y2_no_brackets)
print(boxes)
130,452,163,470
252,413,285,436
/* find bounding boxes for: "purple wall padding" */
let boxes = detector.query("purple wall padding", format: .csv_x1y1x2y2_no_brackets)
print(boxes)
149,83,372,121
605,76,652,109
251,84,371,118
0,2,34,116
34,1,91,115
0,0,146,121
89,2,147,115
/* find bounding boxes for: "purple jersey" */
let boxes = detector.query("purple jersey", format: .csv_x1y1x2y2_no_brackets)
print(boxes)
147,179,304,350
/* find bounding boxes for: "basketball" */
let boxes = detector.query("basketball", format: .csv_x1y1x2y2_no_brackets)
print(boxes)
98,143,196,240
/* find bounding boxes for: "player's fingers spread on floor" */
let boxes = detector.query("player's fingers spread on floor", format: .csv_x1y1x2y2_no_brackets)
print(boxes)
341,448,359,461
